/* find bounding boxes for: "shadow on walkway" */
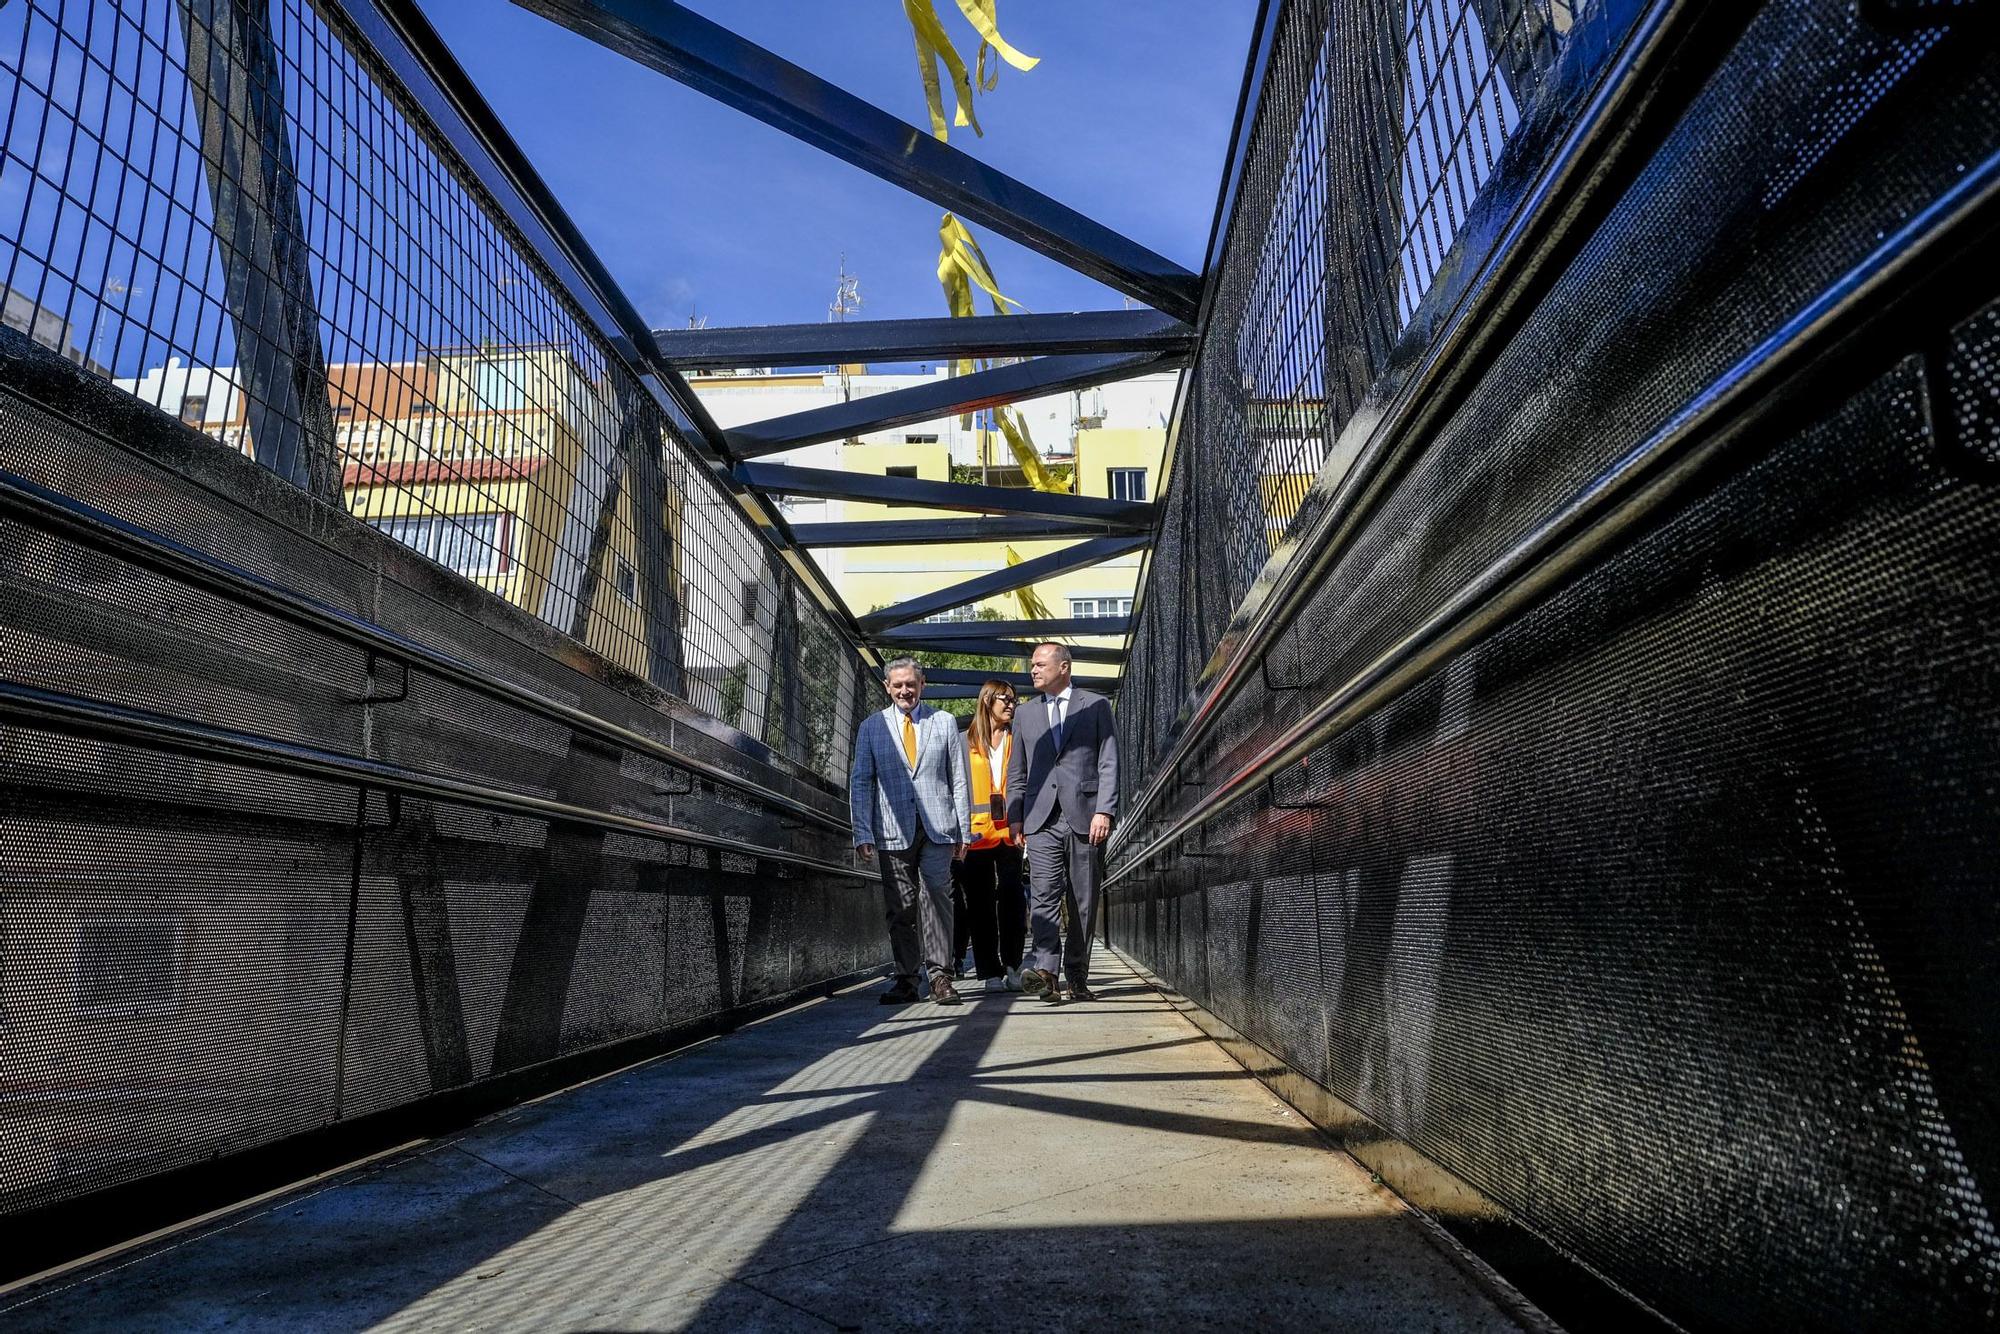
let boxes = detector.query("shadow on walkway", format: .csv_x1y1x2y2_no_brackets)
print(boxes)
1,954,1514,1332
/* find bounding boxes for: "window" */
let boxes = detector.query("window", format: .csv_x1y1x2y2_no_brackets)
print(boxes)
904,433,939,444
369,512,507,577
1107,467,1148,502
76,914,181,1017
474,357,528,412
179,394,206,423
1069,597,1133,618
614,556,638,605
922,605,985,624
884,465,919,479
740,579,762,625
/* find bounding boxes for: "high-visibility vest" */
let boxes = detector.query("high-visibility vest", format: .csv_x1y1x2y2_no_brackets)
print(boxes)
967,732,1012,850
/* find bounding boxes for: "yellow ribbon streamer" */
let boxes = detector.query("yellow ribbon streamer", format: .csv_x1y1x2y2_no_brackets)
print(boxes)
996,406,1064,493
935,212,1069,495
1004,545,1057,621
904,0,1036,141
936,213,1019,328
903,0,980,139
955,0,1039,82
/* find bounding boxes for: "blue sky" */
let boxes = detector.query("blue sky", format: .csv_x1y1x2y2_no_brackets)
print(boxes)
420,1,1258,331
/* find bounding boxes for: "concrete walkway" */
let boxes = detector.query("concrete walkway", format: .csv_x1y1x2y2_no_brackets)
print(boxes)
4,952,1520,1332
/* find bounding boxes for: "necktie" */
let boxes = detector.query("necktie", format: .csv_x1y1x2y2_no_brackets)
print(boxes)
901,710,919,768
1049,696,1064,750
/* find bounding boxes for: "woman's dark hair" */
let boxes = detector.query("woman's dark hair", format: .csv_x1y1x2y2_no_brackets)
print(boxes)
967,677,1017,754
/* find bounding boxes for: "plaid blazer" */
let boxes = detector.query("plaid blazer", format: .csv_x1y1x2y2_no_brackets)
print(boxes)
849,703,974,851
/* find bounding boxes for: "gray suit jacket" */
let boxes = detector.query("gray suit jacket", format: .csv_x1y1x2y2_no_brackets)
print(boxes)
1005,687,1118,835
849,703,974,851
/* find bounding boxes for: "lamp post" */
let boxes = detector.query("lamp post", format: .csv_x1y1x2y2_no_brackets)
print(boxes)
86,276,141,373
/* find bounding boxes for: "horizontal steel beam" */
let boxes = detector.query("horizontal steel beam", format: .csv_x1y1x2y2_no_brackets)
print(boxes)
656,309,1195,370
875,615,1130,640
920,668,1120,690
739,462,1153,527
790,516,1125,547
916,680,1120,700
725,352,1180,457
871,636,1124,665
511,0,1201,320
858,534,1149,633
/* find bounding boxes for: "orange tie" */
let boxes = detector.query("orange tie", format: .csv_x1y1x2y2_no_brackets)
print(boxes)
901,711,919,768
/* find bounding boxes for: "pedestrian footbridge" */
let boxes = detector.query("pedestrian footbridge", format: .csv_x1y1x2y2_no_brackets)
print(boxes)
1,1,1996,1329
4,955,1523,1331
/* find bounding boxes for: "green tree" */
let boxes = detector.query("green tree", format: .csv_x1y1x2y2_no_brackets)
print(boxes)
871,604,1018,720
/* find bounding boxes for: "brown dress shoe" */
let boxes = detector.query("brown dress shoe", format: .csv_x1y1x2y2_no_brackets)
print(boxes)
930,975,963,1006
1020,967,1058,998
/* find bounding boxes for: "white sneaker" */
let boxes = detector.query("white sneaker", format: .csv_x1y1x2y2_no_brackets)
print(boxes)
984,976,1006,994
1004,967,1023,992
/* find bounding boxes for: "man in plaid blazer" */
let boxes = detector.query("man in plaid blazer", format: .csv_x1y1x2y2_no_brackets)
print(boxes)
851,657,974,1005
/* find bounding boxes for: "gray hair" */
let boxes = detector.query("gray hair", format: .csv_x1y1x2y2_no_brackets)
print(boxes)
1034,642,1073,667
882,656,925,682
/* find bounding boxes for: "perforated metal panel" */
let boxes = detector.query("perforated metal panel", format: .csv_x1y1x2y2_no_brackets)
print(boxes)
0,0,863,779
0,0,885,1228
1111,0,2000,1328
0,346,881,1223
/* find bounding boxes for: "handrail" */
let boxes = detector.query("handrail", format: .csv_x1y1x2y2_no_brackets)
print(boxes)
0,463,852,836
1107,146,2000,887
0,680,869,881
1109,0,1725,862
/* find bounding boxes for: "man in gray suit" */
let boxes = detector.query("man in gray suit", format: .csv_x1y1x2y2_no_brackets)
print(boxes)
851,657,974,1006
1005,642,1117,1003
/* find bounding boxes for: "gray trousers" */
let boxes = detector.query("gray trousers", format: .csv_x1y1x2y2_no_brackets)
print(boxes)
876,832,957,985
1025,804,1101,985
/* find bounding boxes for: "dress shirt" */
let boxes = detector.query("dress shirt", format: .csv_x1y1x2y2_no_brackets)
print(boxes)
1045,686,1072,740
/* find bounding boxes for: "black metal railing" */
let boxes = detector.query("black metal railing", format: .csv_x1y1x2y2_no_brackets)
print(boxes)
1107,0,2000,1329
0,0,867,780
0,0,885,1266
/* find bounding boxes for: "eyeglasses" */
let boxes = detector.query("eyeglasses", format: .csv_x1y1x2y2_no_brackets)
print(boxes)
993,697,1017,707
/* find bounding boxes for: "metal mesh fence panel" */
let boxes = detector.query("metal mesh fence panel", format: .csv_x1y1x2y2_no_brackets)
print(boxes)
0,0,862,780
0,0,882,1234
1111,0,2000,1327
0,331,882,1222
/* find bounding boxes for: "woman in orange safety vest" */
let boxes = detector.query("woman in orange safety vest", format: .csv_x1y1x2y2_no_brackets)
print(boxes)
961,678,1027,993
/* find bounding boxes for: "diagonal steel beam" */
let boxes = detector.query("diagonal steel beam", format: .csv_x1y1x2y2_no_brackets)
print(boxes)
657,309,1194,370
738,462,1153,527
875,615,1130,640
332,0,874,663
511,0,1201,321
180,0,343,503
920,667,1120,691
869,636,1124,665
726,352,1178,457
858,535,1148,633
790,516,1124,547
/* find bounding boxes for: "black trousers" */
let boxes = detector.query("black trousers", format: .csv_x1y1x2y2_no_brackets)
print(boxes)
951,861,971,968
959,842,1026,979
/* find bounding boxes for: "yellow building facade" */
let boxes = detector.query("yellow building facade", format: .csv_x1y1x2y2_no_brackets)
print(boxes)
323,347,667,683
836,426,1165,676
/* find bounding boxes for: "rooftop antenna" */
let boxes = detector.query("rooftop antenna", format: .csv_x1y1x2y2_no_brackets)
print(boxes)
829,255,862,406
